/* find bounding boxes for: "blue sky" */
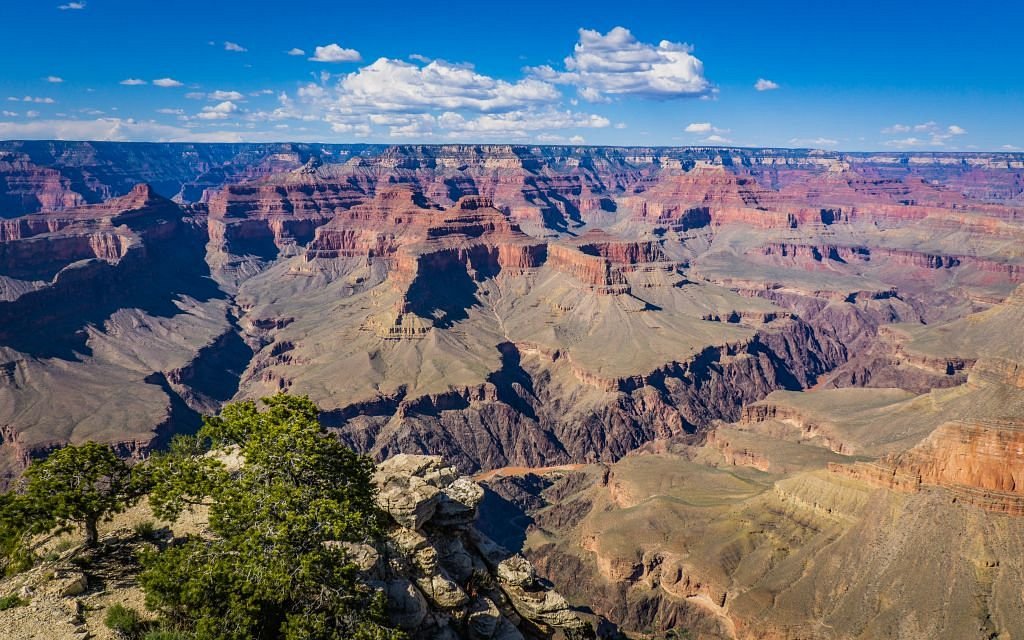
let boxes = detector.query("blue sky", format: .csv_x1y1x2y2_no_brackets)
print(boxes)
0,0,1021,150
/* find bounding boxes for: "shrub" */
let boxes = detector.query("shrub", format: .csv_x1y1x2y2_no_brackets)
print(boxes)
105,603,142,638
0,593,26,611
53,537,79,554
0,491,47,574
133,520,156,539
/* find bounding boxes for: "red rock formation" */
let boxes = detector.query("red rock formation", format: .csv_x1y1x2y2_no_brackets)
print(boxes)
740,402,854,454
831,418,1024,515
546,244,628,292
0,183,182,280
705,429,771,471
574,230,665,265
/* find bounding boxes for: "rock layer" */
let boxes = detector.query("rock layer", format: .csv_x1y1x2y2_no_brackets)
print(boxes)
1,143,1023,481
371,454,590,639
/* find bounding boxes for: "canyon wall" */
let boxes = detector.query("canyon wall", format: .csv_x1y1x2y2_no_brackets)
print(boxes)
0,143,1022,478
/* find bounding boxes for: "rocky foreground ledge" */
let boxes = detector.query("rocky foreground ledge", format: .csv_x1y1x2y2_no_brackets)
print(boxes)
0,454,591,640
368,454,591,639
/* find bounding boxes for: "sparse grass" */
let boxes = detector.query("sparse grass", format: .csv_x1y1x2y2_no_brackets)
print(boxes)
0,593,27,611
39,537,81,563
69,555,93,568
53,537,79,554
133,520,157,539
104,603,142,639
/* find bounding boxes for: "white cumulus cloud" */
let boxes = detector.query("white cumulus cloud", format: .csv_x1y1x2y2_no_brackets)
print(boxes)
883,121,968,147
197,101,239,120
0,116,326,143
684,122,729,135
436,108,609,137
884,137,928,148
287,48,305,56
789,137,839,148
208,90,245,101
310,44,362,63
58,2,85,9
152,78,184,88
754,78,779,91
120,78,146,86
224,41,247,52
9,96,56,104
353,107,610,140
0,118,187,141
530,27,711,101
325,58,560,113
45,76,64,83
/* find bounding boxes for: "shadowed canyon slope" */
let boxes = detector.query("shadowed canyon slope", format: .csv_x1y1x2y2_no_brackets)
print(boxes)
500,284,1024,639
3,142,1024,638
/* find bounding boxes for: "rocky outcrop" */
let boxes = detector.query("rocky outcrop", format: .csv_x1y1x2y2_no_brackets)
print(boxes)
545,244,628,292
704,429,771,471
370,454,591,639
831,418,1024,515
740,402,855,454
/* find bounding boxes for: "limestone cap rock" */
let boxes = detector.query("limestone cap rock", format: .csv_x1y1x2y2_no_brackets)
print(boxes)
369,454,591,638
374,454,483,529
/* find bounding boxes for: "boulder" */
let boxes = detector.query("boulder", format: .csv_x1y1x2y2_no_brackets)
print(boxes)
496,555,536,588
434,477,486,526
502,586,585,632
335,541,381,576
375,473,441,530
51,572,87,598
416,572,469,609
382,578,428,631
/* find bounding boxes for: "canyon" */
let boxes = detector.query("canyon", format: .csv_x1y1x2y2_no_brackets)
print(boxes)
2,141,1024,638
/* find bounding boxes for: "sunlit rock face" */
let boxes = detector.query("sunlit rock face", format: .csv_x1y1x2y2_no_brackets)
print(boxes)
370,454,590,639
0,144,1022,477
3,141,1024,637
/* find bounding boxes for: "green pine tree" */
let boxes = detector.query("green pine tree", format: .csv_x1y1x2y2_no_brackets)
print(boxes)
21,442,142,547
140,394,403,640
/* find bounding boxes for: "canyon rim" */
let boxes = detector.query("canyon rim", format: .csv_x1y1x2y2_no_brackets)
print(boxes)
1,2,1024,638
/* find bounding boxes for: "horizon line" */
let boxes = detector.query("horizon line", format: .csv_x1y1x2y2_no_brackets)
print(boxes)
0,139,1021,155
